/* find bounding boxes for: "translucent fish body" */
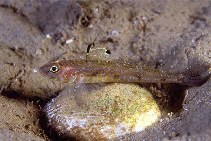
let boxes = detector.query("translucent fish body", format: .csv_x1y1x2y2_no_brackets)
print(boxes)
39,59,209,86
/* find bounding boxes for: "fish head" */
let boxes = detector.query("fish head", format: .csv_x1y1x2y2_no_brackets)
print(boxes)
39,60,77,82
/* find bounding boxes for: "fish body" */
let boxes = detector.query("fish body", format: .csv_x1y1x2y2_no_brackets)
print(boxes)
39,59,207,86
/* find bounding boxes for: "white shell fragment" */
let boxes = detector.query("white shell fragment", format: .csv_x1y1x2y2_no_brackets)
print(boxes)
45,83,161,140
65,38,75,44
32,69,38,73
110,30,119,38
87,24,93,29
46,34,52,39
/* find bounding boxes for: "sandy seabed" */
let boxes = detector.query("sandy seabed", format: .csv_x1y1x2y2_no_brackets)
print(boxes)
0,0,210,141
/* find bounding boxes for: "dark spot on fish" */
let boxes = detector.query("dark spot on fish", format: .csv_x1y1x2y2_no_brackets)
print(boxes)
105,49,111,54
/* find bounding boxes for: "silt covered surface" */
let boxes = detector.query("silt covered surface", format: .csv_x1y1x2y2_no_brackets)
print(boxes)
0,0,210,140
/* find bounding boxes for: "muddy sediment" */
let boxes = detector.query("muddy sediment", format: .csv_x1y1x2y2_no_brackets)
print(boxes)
0,0,210,141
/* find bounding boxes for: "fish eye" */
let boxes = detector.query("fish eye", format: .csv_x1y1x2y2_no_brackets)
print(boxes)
50,65,59,73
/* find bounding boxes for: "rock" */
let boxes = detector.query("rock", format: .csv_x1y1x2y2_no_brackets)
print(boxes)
45,83,161,140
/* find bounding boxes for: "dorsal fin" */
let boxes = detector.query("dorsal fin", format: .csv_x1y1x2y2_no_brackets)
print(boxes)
86,32,112,61
86,32,101,61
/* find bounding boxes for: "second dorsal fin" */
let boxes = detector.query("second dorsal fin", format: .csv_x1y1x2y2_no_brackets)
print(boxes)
86,32,111,61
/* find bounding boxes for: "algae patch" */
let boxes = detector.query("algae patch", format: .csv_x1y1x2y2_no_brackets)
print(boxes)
45,83,161,140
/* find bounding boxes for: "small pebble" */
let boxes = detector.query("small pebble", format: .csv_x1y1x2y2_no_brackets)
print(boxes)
35,49,43,55
65,38,74,44
87,24,93,29
141,16,147,21
45,83,161,140
46,34,52,39
32,69,38,73
94,7,99,14
110,30,119,38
